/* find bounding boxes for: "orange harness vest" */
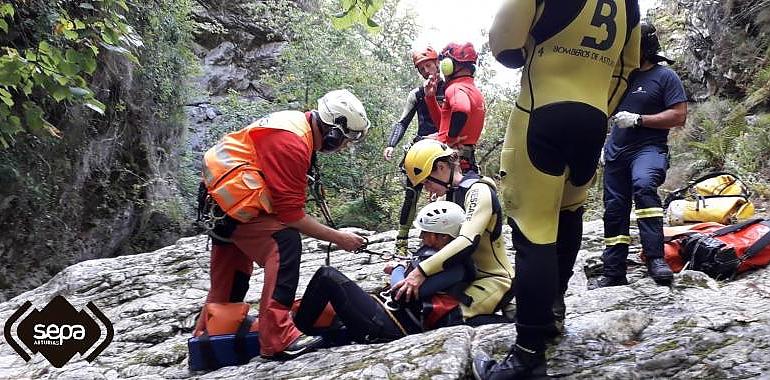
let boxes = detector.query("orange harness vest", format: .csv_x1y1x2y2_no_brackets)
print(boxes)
202,111,314,222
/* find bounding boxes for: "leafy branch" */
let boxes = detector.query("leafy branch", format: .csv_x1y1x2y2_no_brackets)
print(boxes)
332,0,384,32
0,0,142,148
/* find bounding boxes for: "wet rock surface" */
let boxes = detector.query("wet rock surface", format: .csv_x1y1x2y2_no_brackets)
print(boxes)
2,221,770,379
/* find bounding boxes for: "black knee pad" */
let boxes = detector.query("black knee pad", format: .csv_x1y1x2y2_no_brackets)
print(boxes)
229,270,250,302
271,228,301,307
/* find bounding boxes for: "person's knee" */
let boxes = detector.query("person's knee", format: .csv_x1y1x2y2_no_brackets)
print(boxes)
315,266,350,286
604,198,630,217
632,176,657,194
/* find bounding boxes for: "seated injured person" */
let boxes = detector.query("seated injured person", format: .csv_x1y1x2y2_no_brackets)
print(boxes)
293,199,513,344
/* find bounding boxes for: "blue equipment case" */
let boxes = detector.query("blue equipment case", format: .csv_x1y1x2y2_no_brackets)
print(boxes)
188,331,260,371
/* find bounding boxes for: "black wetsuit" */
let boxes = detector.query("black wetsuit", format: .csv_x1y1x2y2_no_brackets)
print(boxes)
388,85,444,239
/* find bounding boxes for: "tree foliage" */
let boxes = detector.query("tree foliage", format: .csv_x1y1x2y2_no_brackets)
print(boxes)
207,0,417,229
0,0,142,148
332,0,384,32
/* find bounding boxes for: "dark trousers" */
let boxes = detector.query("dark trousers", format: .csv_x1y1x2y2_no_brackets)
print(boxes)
294,267,404,344
602,145,669,277
511,207,583,351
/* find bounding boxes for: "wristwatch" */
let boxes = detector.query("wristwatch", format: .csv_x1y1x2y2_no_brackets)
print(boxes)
635,114,643,128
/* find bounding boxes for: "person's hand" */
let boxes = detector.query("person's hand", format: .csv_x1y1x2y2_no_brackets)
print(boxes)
335,231,365,251
599,149,606,167
424,74,439,97
391,268,426,302
610,111,642,129
383,146,395,161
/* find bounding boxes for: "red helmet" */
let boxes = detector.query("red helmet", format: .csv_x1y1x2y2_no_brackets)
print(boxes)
412,47,438,67
440,42,478,63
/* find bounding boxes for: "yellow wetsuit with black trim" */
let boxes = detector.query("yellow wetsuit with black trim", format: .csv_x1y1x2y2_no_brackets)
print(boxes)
489,0,640,351
417,175,513,319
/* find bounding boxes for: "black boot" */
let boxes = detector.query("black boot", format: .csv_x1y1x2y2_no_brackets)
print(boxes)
591,275,628,289
647,257,673,284
472,344,547,380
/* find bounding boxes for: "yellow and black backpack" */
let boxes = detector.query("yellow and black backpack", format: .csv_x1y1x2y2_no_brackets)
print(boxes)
664,172,755,226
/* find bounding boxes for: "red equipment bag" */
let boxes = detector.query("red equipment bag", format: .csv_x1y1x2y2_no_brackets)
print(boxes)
656,218,770,280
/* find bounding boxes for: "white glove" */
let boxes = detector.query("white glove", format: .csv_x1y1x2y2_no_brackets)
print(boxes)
611,111,642,129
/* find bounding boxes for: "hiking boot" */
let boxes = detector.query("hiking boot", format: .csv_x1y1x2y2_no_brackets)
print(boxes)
472,344,548,380
592,275,629,289
647,257,673,284
268,334,323,360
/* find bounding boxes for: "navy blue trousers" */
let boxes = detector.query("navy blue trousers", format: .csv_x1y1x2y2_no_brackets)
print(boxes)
602,145,669,278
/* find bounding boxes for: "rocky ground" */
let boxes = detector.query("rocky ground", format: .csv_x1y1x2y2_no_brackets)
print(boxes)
1,220,770,379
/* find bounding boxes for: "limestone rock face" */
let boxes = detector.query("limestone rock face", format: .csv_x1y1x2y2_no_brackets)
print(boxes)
2,221,770,379
191,0,299,98
652,0,770,102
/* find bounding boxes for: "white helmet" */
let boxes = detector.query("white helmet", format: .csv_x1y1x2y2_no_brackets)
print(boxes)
317,89,370,141
413,201,465,237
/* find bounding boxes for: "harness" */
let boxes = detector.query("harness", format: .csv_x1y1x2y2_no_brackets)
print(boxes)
196,181,239,245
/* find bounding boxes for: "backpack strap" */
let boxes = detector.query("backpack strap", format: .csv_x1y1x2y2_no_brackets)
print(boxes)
234,314,256,365
196,331,220,370
710,218,765,236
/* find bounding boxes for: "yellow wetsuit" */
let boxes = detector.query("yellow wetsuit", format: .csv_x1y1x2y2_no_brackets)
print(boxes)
418,174,514,319
489,0,640,351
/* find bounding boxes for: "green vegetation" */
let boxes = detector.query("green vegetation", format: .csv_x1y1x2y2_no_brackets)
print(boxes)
641,5,770,209
0,0,143,148
331,0,384,32
206,0,420,230
653,340,680,354
0,0,195,298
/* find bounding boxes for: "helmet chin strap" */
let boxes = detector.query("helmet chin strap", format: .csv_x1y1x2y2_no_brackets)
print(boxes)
428,163,458,189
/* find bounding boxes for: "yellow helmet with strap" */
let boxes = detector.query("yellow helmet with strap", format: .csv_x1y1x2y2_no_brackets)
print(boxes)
404,139,453,185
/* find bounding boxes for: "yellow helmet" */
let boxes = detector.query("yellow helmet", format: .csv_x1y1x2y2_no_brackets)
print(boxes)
404,139,453,185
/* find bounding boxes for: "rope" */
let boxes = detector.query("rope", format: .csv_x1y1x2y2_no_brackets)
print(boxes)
308,156,336,266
